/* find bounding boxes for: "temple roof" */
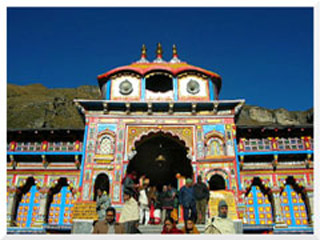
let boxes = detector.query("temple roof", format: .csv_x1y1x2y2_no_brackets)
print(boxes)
97,62,221,80
97,44,222,92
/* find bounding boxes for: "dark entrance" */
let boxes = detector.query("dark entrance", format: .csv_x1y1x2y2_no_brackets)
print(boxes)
93,173,110,201
209,174,226,190
126,132,193,190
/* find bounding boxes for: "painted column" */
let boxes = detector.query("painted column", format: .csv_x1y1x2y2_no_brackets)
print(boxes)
173,77,178,101
306,191,314,224
7,190,15,226
209,80,214,100
272,191,285,225
37,191,49,226
9,190,20,226
79,121,89,188
141,77,146,101
105,80,111,100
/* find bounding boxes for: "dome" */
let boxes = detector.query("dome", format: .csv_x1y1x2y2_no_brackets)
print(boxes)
97,44,222,101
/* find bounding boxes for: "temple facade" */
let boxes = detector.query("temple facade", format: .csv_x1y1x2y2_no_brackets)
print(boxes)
7,44,313,234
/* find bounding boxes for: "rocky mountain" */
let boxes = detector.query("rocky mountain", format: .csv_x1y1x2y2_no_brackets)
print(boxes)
7,84,313,129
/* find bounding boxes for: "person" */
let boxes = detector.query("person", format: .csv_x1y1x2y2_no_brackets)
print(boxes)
204,200,236,234
161,217,183,234
96,188,111,220
159,185,174,223
179,178,197,225
147,186,161,224
92,207,125,234
138,178,150,225
119,191,140,233
122,171,139,201
181,218,200,234
193,175,210,224
168,184,179,222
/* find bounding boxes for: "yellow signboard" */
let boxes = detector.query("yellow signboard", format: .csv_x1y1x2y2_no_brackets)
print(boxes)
72,201,98,220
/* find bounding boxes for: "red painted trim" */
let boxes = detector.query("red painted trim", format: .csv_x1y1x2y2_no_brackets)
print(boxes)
97,63,221,81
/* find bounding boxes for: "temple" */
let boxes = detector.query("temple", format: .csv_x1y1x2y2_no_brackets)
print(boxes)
7,44,313,234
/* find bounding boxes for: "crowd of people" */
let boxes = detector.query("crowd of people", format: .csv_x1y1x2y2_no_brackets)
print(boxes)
92,171,236,234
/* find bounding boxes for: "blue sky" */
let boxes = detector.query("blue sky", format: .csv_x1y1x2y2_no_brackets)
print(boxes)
7,7,313,111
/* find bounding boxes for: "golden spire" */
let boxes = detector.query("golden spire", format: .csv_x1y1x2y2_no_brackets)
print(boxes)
141,44,147,58
170,44,181,63
156,42,163,58
136,44,149,63
173,44,178,57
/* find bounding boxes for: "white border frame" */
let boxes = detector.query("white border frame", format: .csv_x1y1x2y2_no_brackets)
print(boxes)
1,1,319,240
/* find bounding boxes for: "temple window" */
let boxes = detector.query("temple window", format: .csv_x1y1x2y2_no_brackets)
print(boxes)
206,137,225,156
280,178,309,226
46,178,75,226
277,138,304,150
145,73,174,100
242,138,272,151
14,177,41,228
146,74,173,93
96,135,114,155
244,178,273,225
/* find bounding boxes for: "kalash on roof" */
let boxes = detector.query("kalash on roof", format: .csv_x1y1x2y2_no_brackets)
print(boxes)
97,43,222,94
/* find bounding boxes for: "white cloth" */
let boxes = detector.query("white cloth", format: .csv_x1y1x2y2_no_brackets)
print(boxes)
119,197,139,223
204,216,236,234
139,189,149,206
139,205,150,225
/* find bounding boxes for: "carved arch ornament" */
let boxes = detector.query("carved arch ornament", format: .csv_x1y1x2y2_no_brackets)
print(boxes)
126,126,194,161
204,130,226,157
204,168,230,186
95,129,116,159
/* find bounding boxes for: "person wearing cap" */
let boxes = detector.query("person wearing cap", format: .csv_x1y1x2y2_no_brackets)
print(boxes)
204,200,236,234
179,178,197,225
96,188,111,220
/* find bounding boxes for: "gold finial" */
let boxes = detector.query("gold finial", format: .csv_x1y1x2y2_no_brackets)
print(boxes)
173,44,177,57
141,44,147,57
156,43,163,57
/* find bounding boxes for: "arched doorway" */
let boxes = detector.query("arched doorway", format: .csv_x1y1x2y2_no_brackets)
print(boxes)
93,173,110,201
126,132,193,189
209,174,226,190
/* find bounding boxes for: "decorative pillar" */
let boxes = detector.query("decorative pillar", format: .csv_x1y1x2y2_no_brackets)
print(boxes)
271,137,278,151
306,191,314,224
37,190,49,227
9,188,21,226
272,155,278,170
7,187,16,226
272,190,286,226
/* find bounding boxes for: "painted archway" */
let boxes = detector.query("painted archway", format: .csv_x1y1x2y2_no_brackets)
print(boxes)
126,131,193,189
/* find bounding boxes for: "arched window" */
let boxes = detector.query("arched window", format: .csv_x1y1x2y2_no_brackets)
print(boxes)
244,185,273,225
280,184,308,226
96,132,115,156
46,178,75,226
15,177,41,228
207,137,224,156
98,136,113,154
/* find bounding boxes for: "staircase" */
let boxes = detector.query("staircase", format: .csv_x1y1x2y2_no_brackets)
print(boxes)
138,224,206,234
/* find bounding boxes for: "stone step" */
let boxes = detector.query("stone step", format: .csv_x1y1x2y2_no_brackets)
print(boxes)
138,224,206,234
